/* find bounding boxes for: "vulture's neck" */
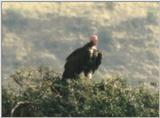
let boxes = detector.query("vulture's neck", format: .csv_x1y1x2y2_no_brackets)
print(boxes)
84,42,97,49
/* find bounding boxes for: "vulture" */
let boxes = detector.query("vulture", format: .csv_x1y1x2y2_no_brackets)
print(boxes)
62,35,102,79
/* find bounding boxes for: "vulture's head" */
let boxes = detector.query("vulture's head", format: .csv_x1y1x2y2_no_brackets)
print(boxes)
90,35,98,45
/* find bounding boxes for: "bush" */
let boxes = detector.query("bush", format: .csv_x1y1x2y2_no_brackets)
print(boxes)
2,67,159,117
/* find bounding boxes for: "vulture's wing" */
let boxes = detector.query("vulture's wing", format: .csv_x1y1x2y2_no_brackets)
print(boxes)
65,47,91,68
66,48,82,61
92,50,102,73
63,47,90,79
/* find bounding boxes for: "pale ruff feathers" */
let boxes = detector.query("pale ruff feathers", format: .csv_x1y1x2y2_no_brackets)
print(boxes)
87,72,92,79
87,46,97,79
89,46,97,57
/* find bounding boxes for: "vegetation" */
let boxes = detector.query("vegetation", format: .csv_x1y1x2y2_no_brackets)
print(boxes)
2,67,159,117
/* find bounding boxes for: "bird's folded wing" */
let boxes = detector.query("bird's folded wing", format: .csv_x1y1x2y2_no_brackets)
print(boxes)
92,50,102,73
66,48,82,61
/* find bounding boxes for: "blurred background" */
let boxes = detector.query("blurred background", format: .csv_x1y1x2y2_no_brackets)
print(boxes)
2,2,160,85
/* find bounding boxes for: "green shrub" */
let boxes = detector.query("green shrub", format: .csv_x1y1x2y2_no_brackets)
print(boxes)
2,67,159,117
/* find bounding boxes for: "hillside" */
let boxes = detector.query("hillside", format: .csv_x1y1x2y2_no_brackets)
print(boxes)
2,2,160,85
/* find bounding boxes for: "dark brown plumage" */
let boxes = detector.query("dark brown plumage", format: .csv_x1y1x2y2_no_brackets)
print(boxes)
62,35,102,79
